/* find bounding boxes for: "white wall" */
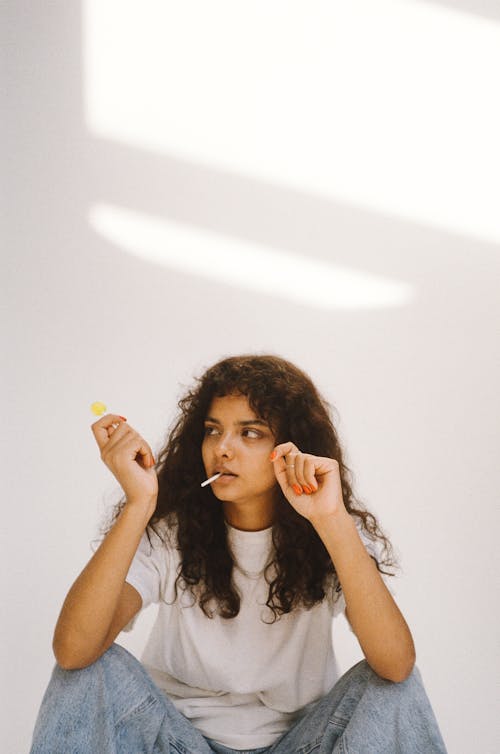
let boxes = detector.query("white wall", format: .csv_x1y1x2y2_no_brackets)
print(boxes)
3,2,500,752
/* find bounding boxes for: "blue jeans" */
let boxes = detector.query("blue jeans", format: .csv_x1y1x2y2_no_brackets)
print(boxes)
30,644,447,753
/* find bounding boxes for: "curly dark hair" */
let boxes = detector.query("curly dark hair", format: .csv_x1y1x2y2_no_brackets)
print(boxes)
105,354,396,621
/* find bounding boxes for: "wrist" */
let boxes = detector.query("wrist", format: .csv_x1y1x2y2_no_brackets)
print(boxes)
123,496,157,523
309,506,353,536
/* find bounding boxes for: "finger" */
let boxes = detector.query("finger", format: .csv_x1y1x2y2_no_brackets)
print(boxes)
302,456,318,493
270,441,298,464
293,453,308,492
134,437,156,468
104,430,156,470
91,414,128,451
286,452,304,495
106,421,124,439
271,443,304,496
100,421,132,453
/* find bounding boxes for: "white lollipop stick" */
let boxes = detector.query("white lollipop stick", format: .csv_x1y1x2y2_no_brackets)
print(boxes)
201,472,222,487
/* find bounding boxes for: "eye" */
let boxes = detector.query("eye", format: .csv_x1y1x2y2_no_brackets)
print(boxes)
242,428,262,439
203,425,219,436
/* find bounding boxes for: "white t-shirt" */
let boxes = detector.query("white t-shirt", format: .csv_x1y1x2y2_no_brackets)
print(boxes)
124,519,373,749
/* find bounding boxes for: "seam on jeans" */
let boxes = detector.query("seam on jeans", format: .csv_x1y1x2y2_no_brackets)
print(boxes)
339,735,350,754
336,740,348,754
115,692,159,727
328,714,349,728
168,741,188,754
169,736,203,754
327,718,349,754
295,734,322,754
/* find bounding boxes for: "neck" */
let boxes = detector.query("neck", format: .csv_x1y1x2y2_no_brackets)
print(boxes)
222,497,276,532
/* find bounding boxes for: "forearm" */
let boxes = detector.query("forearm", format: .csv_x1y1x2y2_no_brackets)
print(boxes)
311,510,416,682
53,500,154,665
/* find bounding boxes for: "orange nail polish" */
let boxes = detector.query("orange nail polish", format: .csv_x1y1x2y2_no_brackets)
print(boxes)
303,485,312,494
270,451,277,461
293,484,303,495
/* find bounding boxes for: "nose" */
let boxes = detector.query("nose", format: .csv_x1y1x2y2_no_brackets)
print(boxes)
214,432,235,459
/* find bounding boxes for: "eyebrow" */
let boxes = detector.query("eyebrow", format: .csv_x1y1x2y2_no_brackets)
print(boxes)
204,416,269,427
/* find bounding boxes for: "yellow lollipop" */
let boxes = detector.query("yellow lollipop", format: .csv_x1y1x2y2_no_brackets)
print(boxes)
90,401,107,416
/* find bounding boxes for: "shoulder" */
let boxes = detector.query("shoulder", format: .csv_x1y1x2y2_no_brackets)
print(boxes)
147,514,179,549
132,515,180,572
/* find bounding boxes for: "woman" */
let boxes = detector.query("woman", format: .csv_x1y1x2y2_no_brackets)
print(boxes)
31,355,447,753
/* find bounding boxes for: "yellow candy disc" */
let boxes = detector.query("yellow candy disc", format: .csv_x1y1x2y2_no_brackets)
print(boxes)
90,401,107,416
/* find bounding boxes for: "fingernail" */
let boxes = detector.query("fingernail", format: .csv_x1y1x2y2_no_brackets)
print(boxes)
303,485,312,494
270,451,277,461
310,484,318,492
119,416,127,421
292,484,303,495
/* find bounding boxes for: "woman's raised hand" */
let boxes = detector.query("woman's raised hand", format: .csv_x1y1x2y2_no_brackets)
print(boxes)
270,441,348,525
91,415,158,509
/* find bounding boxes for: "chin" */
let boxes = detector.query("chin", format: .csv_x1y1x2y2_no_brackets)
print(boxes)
211,490,234,502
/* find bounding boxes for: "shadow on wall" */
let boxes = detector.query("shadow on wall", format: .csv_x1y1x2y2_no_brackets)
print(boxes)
420,0,500,23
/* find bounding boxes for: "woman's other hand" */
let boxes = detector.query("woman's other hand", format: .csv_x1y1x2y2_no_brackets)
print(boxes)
91,414,158,509
270,441,347,526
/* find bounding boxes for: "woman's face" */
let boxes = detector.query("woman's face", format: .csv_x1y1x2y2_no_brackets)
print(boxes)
201,394,278,510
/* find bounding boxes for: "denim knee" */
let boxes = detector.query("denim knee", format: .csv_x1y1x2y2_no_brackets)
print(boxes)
31,644,166,754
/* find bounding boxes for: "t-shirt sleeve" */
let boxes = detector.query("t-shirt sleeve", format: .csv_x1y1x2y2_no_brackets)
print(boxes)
332,582,346,618
125,525,170,610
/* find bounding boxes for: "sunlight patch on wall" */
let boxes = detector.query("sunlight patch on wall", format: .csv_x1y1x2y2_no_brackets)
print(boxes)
84,0,500,245
89,203,415,311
